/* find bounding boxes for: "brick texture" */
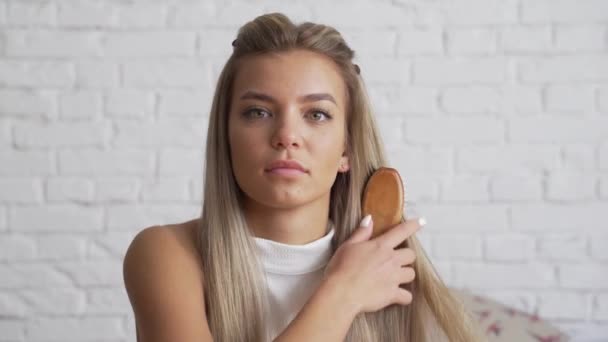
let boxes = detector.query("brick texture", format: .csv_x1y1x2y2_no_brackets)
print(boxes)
0,1,606,341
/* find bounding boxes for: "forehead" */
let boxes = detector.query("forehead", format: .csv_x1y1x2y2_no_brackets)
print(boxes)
232,49,347,108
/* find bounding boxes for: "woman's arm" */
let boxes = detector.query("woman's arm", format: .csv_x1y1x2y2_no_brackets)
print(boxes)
123,226,214,342
273,276,359,342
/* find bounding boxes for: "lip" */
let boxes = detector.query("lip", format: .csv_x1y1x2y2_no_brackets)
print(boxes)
266,168,307,178
265,159,308,173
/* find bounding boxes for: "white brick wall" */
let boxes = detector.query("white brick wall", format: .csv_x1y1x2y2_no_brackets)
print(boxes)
0,1,606,341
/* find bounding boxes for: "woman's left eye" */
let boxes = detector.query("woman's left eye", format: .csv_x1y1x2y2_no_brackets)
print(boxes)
309,108,332,121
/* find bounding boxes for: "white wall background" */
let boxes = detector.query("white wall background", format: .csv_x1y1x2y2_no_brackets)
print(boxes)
0,0,607,341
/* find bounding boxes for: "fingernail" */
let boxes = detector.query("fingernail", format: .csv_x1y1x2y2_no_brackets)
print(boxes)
418,217,427,227
360,214,372,228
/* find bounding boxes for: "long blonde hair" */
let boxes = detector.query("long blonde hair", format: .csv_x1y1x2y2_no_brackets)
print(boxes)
198,12,483,342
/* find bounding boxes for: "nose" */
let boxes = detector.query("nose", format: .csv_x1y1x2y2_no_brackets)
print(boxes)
270,111,302,150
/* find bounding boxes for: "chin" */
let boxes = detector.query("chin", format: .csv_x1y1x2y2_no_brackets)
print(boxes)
240,185,310,209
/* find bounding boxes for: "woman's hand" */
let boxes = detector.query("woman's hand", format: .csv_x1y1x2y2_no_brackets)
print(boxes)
323,215,425,315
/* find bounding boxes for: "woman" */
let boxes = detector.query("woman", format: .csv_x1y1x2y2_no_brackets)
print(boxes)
123,12,483,342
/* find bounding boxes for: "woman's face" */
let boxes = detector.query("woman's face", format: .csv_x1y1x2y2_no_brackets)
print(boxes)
228,49,350,209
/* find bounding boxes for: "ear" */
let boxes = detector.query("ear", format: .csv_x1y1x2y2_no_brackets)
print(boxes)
338,155,350,173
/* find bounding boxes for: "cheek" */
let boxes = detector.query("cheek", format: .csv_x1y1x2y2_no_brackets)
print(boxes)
229,118,248,150
315,126,344,151
228,122,247,167
229,126,265,170
312,131,344,163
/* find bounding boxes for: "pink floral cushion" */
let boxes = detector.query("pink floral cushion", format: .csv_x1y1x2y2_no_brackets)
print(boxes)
450,288,570,342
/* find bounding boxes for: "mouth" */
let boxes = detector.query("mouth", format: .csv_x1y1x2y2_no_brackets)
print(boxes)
264,167,308,178
265,159,309,173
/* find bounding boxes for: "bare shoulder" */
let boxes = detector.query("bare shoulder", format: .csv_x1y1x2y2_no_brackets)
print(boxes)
123,219,212,342
124,219,203,283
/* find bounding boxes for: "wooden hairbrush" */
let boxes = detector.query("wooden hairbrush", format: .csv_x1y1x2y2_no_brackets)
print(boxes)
361,167,405,239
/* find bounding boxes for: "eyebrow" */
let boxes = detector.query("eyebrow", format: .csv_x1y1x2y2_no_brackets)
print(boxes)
239,90,337,106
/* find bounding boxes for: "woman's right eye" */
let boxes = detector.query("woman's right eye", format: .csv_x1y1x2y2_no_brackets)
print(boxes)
243,108,270,119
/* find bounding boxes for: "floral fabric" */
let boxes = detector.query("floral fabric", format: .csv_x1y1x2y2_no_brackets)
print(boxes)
451,288,570,342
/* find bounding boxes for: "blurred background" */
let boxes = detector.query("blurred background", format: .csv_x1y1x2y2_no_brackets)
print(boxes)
0,0,607,341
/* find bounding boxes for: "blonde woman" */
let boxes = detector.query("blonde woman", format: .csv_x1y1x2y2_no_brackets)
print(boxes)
123,12,483,342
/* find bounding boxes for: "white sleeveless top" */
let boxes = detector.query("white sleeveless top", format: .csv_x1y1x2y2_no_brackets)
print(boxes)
253,224,335,341
251,223,451,341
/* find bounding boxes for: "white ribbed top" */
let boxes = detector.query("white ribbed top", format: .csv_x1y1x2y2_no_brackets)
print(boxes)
251,222,450,341
253,226,335,275
253,222,335,340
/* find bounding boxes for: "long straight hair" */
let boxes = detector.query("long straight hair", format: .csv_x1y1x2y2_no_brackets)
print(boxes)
197,12,483,342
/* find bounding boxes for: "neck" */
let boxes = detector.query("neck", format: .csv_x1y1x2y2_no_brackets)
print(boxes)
243,192,331,245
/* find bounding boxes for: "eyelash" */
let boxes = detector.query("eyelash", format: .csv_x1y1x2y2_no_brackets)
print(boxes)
242,106,333,121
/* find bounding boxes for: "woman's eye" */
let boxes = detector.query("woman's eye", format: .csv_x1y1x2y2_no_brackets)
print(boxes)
309,109,332,121
243,107,332,121
244,108,269,119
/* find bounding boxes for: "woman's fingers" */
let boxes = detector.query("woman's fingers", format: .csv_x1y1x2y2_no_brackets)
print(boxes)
393,247,416,266
394,288,413,306
396,266,416,284
376,218,424,249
